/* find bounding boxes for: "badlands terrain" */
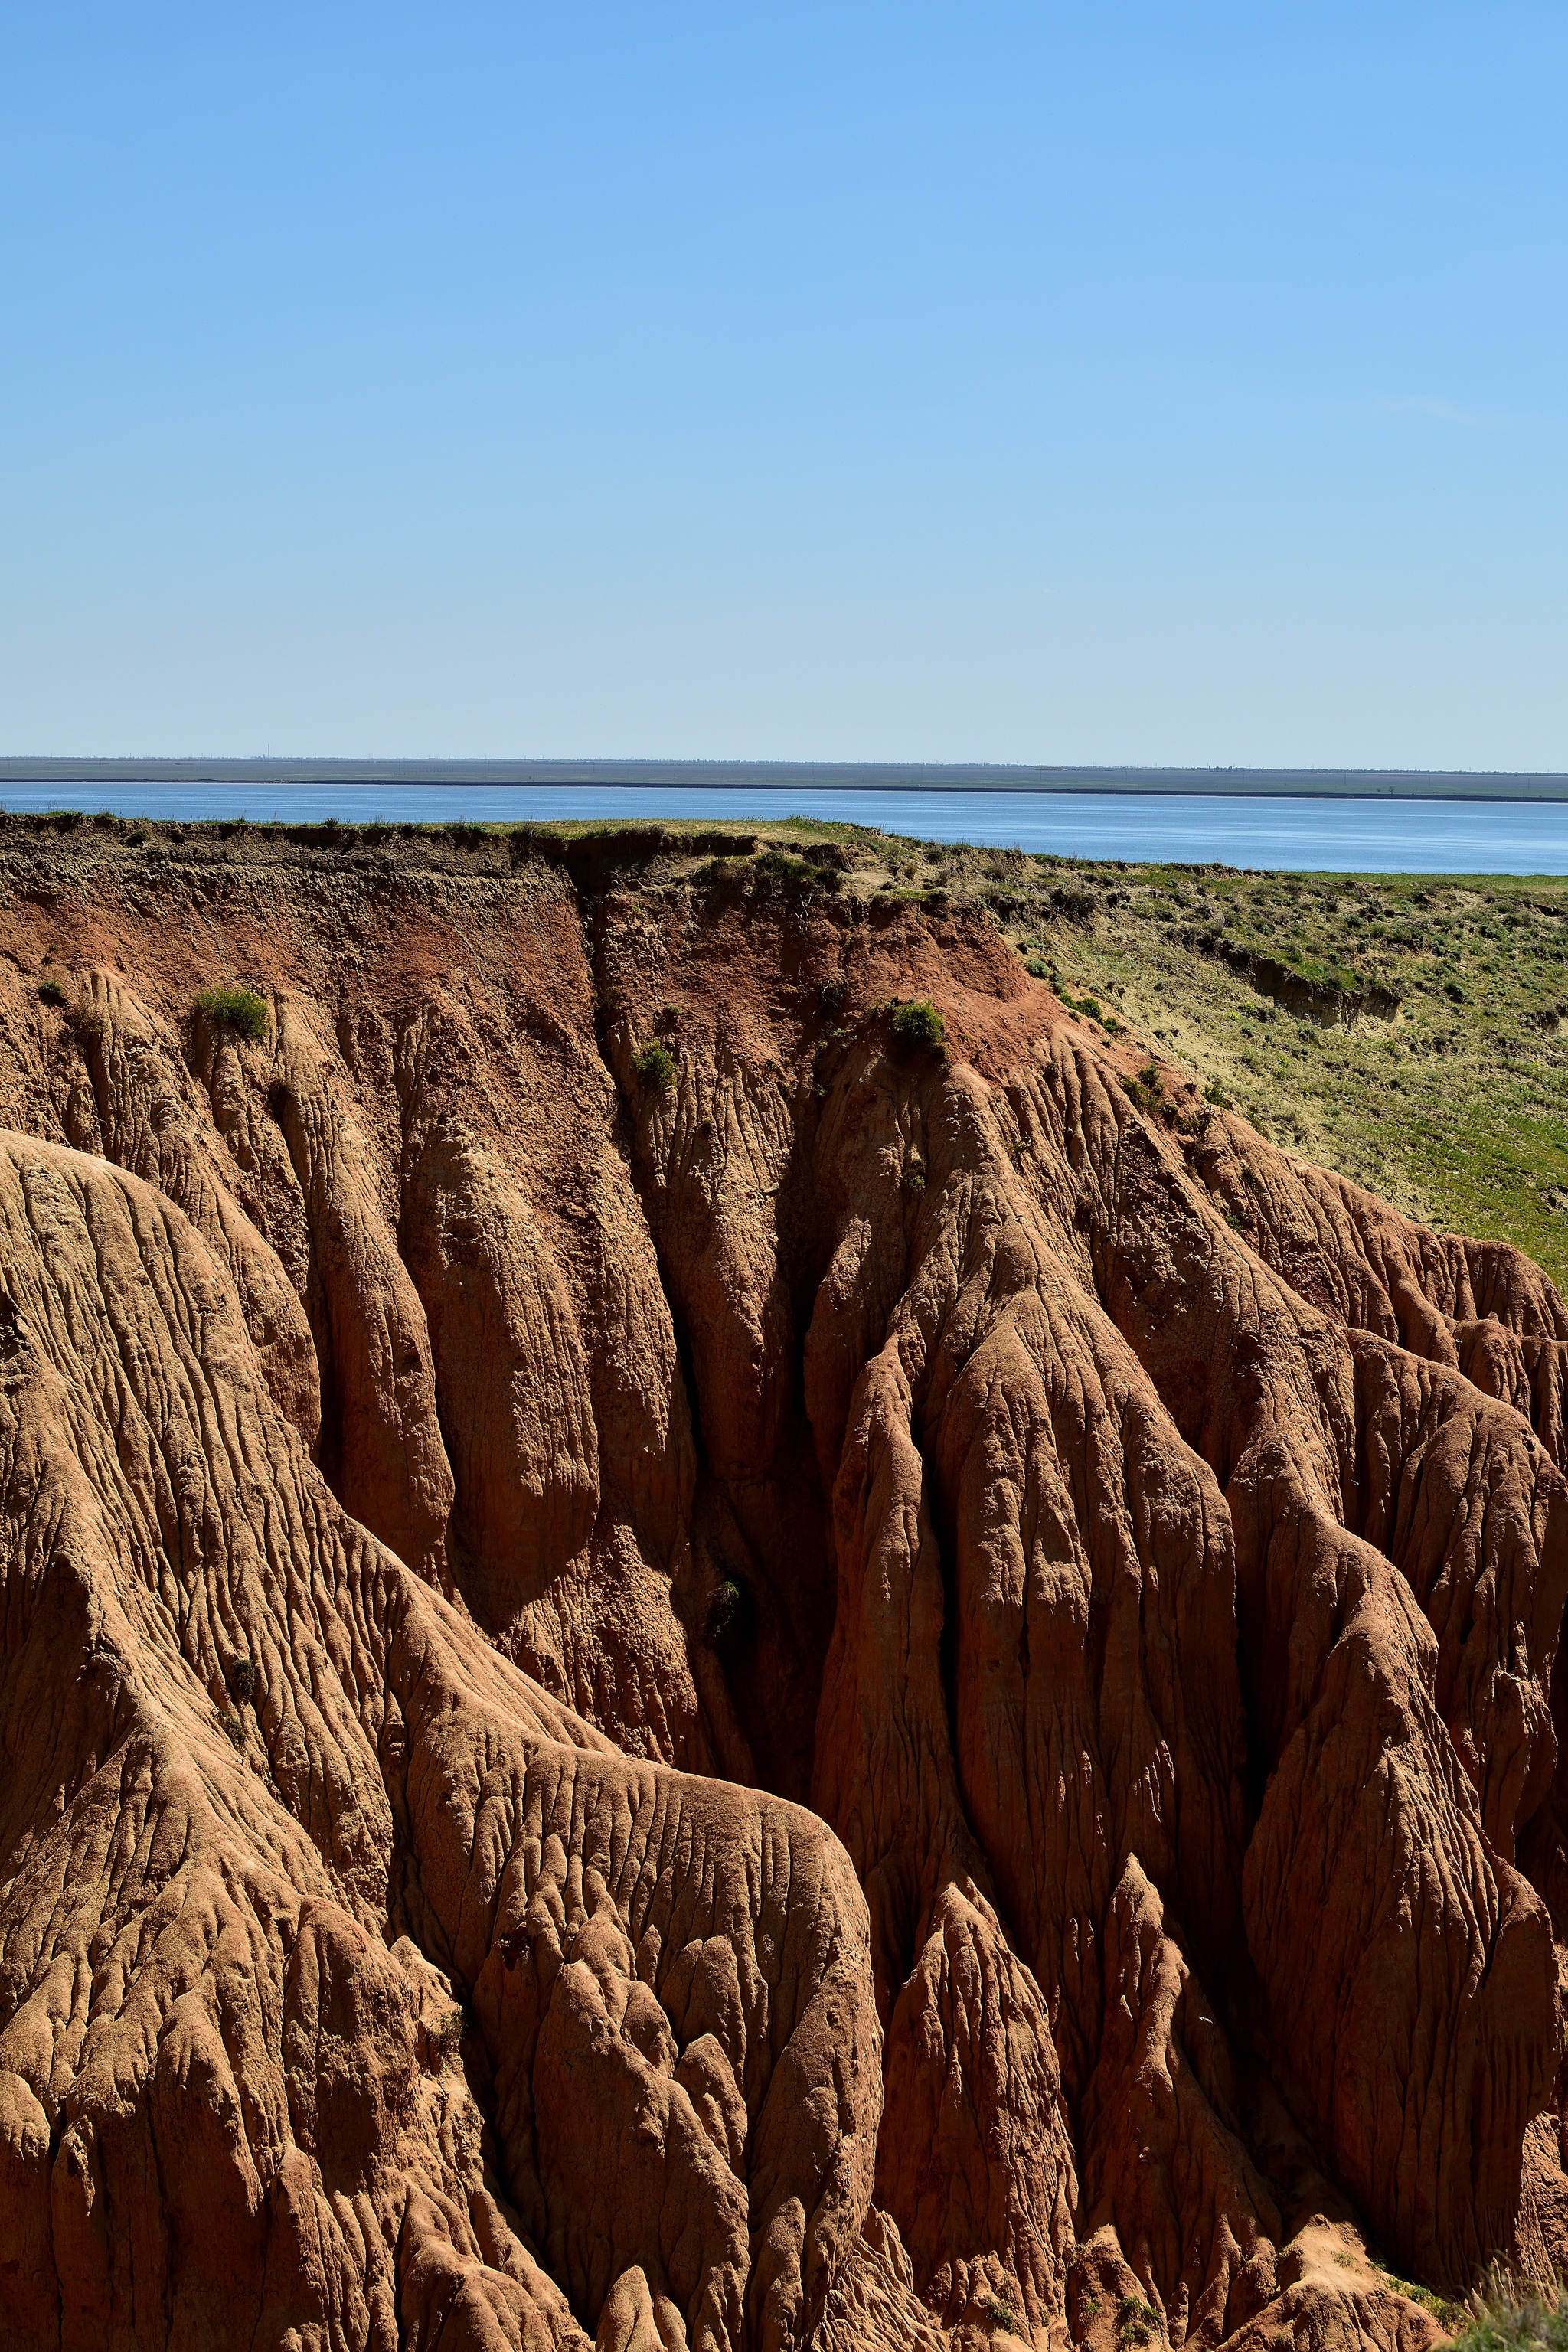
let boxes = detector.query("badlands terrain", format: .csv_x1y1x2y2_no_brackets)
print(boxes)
2,810,1568,2351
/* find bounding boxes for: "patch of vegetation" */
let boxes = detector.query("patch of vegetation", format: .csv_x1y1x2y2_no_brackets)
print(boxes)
1025,956,1050,980
227,1657,256,1707
193,985,269,1043
986,2295,1020,2332
38,978,65,1005
704,1576,750,1644
975,861,1568,1292
433,2009,465,2062
754,848,837,893
890,998,946,1057
1123,1061,1171,1119
1448,2281,1568,2350
631,1040,676,1093
692,853,748,889
903,1165,926,1195
1117,2295,1159,2345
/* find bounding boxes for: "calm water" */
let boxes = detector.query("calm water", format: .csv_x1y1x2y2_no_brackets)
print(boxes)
7,781,1568,874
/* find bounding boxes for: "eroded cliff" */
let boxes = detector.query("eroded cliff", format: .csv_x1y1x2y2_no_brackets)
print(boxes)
1,818,1566,2352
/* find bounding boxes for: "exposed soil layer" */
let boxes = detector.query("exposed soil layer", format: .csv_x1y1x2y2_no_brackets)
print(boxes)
2,824,1566,2351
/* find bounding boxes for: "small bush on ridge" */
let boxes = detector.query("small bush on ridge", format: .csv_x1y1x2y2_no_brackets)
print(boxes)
891,999,945,1057
632,1040,676,1093
194,985,269,1043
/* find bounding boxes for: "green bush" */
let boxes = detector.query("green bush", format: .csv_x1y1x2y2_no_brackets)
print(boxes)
1117,2295,1158,2346
1204,1079,1233,1109
755,848,833,893
194,985,269,1043
1058,988,1105,1021
705,1576,746,1642
227,1657,257,1706
38,978,65,1006
890,999,945,1057
632,1040,676,1093
1025,957,1049,980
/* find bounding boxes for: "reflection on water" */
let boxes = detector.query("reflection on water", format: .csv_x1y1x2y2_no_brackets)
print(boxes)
5,781,1568,874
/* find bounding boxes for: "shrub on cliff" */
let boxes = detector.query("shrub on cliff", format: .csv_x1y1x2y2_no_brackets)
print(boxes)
891,998,945,1057
704,1576,750,1645
632,1040,676,1093
194,985,269,1043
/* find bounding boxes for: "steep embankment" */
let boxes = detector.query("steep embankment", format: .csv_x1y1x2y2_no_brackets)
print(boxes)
1,820,1566,2352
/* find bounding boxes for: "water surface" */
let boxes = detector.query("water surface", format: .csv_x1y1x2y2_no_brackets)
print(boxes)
8,781,1568,874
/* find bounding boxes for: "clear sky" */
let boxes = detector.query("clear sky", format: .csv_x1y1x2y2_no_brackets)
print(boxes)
2,5,1564,766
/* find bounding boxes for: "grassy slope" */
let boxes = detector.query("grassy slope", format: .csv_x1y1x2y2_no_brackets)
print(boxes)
792,820,1568,1292
1026,860,1568,1293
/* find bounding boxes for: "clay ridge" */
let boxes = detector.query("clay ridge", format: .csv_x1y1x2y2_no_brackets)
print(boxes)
0,831,1564,2350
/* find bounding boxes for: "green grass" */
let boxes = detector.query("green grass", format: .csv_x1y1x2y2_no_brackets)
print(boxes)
1446,2279,1568,2349
193,985,269,1043
37,978,65,1006
1018,866,1568,1294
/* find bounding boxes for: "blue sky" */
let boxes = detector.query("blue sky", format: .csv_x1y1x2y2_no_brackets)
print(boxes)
2,5,1564,765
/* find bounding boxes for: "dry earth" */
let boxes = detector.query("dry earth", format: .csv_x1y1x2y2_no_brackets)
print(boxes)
2,818,1568,2351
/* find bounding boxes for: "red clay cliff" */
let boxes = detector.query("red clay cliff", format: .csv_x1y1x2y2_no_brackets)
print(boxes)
0,822,1565,2352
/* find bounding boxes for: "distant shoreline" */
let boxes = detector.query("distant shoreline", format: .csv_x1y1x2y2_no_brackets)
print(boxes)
4,757,1568,802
